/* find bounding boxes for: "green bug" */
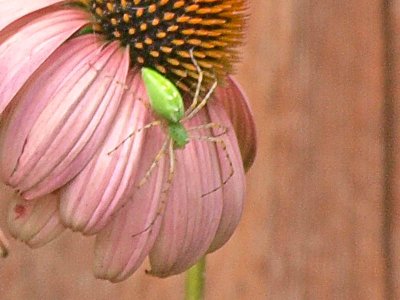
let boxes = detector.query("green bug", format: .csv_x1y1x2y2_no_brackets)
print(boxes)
141,67,188,149
110,49,234,198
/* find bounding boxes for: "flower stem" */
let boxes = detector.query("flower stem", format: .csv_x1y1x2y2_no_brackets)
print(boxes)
185,257,206,300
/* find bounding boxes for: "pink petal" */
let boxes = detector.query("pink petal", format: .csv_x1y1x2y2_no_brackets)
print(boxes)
0,0,65,31
0,36,130,199
206,101,246,253
0,9,89,114
7,192,65,248
1,35,97,181
215,77,257,172
60,73,149,234
94,127,167,282
149,110,224,277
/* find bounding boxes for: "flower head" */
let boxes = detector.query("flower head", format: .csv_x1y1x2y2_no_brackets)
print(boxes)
84,0,246,92
0,0,256,281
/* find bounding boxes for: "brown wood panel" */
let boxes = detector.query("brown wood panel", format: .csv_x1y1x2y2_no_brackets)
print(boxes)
386,1,400,299
251,1,386,299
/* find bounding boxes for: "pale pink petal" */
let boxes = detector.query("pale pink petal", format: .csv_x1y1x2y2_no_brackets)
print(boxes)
1,35,97,181
7,193,65,248
0,9,89,114
215,76,257,171
149,110,224,277
60,73,149,234
0,0,65,31
94,126,167,282
206,101,246,253
0,36,130,199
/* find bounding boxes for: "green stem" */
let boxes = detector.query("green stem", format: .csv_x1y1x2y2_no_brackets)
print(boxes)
185,257,206,300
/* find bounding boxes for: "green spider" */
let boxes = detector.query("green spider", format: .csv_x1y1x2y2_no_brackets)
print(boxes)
110,49,234,199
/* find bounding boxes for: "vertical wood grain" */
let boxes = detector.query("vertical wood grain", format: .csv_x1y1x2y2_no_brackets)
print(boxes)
256,1,386,299
384,1,400,299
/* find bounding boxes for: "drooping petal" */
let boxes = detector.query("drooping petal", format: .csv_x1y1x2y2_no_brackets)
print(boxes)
0,9,89,114
0,0,65,31
0,35,130,199
60,72,149,235
7,193,65,248
206,101,246,253
149,110,224,277
94,127,166,282
215,76,257,172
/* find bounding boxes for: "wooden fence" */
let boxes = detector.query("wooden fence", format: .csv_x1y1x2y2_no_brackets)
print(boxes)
1,1,399,299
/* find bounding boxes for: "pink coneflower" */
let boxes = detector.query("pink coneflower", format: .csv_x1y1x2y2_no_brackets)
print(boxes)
0,0,256,281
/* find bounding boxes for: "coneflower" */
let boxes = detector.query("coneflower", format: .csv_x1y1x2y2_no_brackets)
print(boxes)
0,0,256,282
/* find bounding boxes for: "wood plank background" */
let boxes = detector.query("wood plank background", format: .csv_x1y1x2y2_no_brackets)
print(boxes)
0,0,398,299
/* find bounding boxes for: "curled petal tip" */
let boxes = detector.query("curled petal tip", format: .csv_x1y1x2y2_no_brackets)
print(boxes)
7,193,65,248
144,268,168,278
0,228,9,258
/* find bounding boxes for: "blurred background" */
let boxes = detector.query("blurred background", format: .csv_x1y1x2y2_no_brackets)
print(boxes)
1,0,399,299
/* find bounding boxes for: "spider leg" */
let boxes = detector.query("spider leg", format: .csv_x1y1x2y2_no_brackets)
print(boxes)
187,122,229,137
151,139,175,224
184,48,204,118
137,137,169,188
107,120,161,155
189,135,234,197
164,138,175,194
136,96,151,110
131,139,175,238
184,78,218,121
102,74,152,111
